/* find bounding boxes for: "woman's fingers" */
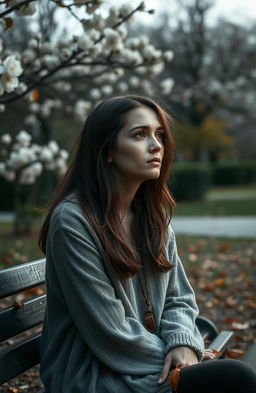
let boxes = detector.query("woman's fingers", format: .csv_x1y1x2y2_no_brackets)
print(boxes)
203,349,217,360
158,356,172,384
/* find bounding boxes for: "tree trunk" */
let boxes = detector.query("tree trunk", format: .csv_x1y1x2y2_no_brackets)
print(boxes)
13,173,22,235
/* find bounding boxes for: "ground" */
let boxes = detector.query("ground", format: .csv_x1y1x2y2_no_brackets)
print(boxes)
0,234,255,392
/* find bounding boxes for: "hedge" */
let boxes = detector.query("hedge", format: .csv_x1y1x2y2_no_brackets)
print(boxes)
169,162,212,201
213,161,256,185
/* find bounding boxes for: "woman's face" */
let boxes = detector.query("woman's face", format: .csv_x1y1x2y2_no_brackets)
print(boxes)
109,106,165,185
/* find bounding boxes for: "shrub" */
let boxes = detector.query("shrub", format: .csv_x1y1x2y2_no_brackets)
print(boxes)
213,161,256,185
169,162,212,201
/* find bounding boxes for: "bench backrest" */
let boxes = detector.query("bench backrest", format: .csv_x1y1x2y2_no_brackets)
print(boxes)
0,258,46,384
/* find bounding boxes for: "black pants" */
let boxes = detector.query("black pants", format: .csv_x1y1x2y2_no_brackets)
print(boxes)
178,359,256,393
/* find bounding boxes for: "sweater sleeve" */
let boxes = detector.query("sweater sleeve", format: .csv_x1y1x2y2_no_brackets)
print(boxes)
50,223,168,378
159,226,205,360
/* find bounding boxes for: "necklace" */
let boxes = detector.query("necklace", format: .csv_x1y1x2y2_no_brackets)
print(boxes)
138,247,156,333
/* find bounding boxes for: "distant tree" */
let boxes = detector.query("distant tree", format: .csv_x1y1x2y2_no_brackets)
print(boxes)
147,0,256,161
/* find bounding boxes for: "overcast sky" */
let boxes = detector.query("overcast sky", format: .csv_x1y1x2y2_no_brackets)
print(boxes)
120,0,256,27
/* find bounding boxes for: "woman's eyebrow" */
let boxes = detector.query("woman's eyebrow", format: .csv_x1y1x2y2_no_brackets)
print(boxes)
128,125,164,133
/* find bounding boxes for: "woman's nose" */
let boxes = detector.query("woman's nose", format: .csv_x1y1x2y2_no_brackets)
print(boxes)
148,136,162,152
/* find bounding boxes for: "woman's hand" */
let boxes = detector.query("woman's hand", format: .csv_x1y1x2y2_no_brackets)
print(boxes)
158,346,198,384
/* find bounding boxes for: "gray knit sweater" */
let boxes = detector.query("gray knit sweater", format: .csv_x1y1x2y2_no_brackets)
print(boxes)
40,196,204,393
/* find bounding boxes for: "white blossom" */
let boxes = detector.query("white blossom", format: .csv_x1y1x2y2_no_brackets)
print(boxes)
143,45,162,62
163,50,174,62
90,88,101,100
16,82,27,94
30,144,41,154
119,4,133,17
48,140,59,154
0,39,3,53
2,55,23,79
104,28,123,51
78,35,93,50
59,149,69,160
116,81,128,93
114,68,124,78
31,162,43,176
55,158,67,176
90,29,101,41
126,37,141,50
109,6,119,17
1,73,19,93
1,133,12,144
91,14,105,30
90,42,103,57
25,114,38,126
74,100,92,121
116,25,127,39
121,49,142,65
16,130,31,147
140,36,150,47
148,62,164,76
58,38,72,49
159,78,175,94
20,166,36,184
28,39,38,50
101,85,114,96
43,55,59,68
0,104,5,112
41,42,54,54
40,147,54,163
129,76,140,87
60,48,72,60
15,1,37,16
22,49,36,63
54,81,72,92
140,79,154,95
28,102,39,113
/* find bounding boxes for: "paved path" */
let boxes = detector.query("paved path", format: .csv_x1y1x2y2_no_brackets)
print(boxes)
171,216,256,238
1,213,255,238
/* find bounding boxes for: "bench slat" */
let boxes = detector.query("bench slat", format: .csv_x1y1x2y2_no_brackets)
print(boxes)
0,295,46,341
207,330,234,354
0,258,46,298
0,333,41,384
241,343,256,369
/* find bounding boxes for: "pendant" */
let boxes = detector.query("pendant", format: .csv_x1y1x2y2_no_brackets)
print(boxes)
144,305,157,332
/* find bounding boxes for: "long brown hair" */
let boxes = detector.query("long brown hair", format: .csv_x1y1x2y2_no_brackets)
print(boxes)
39,95,176,278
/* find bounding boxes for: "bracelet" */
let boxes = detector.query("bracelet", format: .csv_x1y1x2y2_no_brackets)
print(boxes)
167,367,181,393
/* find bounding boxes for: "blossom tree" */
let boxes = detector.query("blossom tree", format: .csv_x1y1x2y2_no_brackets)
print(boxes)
0,0,175,233
0,130,69,234
0,0,175,122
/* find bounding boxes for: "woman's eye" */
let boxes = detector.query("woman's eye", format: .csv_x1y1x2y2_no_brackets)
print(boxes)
133,131,144,138
157,132,165,140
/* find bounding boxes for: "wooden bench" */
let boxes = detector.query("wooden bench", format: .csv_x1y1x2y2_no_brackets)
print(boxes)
0,258,252,389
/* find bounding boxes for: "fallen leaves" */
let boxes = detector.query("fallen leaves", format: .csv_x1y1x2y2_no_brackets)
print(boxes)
226,349,245,359
178,236,256,354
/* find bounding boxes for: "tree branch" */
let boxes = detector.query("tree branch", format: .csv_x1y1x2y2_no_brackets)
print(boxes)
0,0,37,18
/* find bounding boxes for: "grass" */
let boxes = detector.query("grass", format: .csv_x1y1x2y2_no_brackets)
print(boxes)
0,221,43,268
174,198,256,216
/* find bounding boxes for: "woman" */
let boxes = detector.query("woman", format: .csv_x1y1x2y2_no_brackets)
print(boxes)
39,95,256,392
